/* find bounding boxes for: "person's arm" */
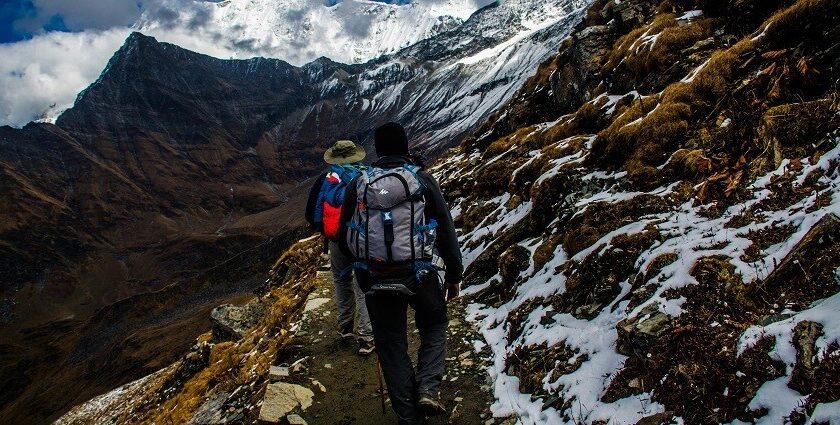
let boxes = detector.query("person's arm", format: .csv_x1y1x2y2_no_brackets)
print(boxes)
305,175,326,230
338,177,359,258
420,172,463,300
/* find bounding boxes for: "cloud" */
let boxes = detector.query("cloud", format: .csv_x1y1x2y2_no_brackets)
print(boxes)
15,0,141,32
0,28,129,126
0,22,241,127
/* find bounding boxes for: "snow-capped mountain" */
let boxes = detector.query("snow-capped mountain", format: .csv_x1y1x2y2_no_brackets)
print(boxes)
135,0,493,65
289,0,592,150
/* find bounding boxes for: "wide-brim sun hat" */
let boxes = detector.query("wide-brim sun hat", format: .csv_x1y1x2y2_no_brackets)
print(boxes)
324,140,366,164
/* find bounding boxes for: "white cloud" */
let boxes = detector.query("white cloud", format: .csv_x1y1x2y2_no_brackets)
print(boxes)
0,29,130,126
0,23,246,127
16,0,142,32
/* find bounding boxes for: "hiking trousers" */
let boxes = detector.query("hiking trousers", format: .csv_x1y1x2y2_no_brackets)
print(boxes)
328,241,373,342
364,272,448,425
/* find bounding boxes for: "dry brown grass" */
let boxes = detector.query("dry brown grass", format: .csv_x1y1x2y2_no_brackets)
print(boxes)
532,234,562,273
626,18,718,76
484,125,538,158
592,33,755,178
666,149,713,179
562,195,669,255
759,0,840,47
759,99,839,165
605,14,679,71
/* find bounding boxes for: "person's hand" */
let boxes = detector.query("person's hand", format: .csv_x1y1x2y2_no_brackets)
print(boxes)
445,281,461,302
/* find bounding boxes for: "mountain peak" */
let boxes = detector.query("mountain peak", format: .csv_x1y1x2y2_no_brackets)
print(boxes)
121,31,158,53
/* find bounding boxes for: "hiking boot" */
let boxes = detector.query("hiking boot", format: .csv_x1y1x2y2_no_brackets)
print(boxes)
339,325,354,340
358,339,375,356
418,393,446,416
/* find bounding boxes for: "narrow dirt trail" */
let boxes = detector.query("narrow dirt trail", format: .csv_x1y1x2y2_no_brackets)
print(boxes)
275,265,496,424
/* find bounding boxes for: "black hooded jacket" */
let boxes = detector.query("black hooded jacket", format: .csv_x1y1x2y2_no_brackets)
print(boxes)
338,155,463,284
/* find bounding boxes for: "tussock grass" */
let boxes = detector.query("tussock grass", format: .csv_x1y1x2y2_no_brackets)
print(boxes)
592,32,755,179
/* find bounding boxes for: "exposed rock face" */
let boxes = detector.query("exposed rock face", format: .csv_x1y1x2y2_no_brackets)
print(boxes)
211,301,268,342
789,321,824,395
760,213,840,305
186,392,234,425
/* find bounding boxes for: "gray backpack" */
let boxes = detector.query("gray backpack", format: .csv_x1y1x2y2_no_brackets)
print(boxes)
346,164,437,290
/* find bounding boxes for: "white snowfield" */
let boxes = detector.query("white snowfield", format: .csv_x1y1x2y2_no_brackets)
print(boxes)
435,113,840,422
241,0,594,150
136,0,490,66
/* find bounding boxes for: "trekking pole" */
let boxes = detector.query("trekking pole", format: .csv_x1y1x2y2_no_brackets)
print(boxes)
376,355,386,414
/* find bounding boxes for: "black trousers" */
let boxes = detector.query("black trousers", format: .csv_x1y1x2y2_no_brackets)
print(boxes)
362,271,448,424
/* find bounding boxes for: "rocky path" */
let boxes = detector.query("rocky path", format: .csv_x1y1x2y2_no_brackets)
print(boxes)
266,263,497,424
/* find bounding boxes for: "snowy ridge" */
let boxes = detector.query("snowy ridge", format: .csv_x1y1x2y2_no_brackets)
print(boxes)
314,0,591,149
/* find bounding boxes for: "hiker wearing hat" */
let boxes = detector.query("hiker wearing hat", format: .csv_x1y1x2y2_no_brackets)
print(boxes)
339,123,463,423
305,140,375,356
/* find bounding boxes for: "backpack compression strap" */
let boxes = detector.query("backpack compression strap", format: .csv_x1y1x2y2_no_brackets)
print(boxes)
383,210,394,262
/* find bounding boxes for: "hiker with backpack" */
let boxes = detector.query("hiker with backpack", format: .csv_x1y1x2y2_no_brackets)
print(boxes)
305,140,376,356
339,122,463,423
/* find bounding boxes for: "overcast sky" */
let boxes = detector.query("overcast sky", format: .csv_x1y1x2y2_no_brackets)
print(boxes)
0,0,495,127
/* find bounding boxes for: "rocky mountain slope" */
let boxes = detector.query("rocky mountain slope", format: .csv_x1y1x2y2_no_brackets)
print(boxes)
431,0,840,422
10,0,840,423
56,0,840,423
0,1,590,422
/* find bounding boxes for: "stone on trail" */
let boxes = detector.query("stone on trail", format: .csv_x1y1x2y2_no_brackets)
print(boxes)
311,379,327,393
269,365,290,381
258,383,314,423
304,298,330,312
287,414,308,425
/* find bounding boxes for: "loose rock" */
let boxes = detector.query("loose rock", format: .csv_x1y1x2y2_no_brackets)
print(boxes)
269,365,290,381
287,414,308,425
258,383,314,423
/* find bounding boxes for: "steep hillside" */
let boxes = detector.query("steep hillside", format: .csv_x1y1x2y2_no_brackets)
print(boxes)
433,0,840,422
55,236,324,425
